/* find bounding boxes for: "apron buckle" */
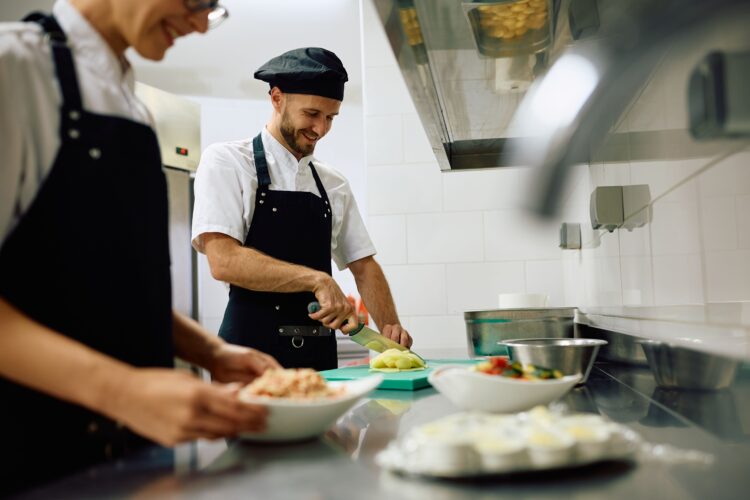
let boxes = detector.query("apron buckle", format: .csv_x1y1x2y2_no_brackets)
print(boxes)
291,336,304,348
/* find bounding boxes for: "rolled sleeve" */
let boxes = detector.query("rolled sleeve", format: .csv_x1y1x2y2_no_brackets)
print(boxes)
331,186,376,271
191,145,251,253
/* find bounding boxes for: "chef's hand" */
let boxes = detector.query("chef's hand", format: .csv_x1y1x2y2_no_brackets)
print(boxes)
381,324,413,348
309,274,357,333
108,368,267,446
208,343,281,384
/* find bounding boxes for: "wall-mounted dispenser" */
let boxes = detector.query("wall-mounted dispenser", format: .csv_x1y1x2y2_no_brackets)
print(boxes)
689,51,750,139
590,186,623,232
621,184,651,231
559,223,582,249
590,185,652,232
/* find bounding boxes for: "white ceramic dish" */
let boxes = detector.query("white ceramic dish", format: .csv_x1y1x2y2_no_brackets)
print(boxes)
239,375,382,442
428,365,580,413
375,409,640,478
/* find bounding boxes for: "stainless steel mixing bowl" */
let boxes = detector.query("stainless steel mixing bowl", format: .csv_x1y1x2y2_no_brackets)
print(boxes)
501,338,608,384
638,340,739,390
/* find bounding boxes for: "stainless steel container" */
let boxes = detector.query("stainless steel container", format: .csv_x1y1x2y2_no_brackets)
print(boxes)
463,0,554,58
639,340,740,390
465,308,577,357
501,338,608,384
577,325,648,366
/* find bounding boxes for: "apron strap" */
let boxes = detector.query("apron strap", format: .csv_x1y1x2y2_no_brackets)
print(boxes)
252,133,272,187
251,131,331,206
23,12,84,113
308,162,331,206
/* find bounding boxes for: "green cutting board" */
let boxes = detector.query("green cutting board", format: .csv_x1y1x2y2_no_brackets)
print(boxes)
321,359,478,391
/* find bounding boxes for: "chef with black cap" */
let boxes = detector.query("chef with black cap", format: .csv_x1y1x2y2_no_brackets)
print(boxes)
192,47,412,371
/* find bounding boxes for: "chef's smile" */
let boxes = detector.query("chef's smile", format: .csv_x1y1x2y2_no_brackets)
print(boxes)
162,23,179,46
301,130,318,143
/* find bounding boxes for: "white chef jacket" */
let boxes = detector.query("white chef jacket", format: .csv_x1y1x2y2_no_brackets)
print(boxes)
0,0,151,247
192,128,376,271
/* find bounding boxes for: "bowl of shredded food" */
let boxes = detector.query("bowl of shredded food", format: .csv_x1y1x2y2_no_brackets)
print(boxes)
238,368,382,442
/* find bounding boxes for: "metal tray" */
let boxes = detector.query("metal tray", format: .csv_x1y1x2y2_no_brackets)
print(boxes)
463,0,553,57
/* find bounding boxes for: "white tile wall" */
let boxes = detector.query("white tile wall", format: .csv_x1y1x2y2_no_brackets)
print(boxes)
525,260,565,307
407,212,484,264
445,262,525,314
381,264,447,316
360,0,750,349
698,150,750,197
443,168,521,212
364,65,415,116
705,251,750,302
367,163,442,215
367,215,407,265
652,254,704,305
405,315,469,350
483,210,562,261
629,159,705,203
582,255,623,307
365,115,403,166
649,182,702,256
700,196,738,251
403,113,437,164
561,252,587,307
620,256,654,306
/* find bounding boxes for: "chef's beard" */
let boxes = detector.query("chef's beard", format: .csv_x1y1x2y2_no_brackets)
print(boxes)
280,111,316,157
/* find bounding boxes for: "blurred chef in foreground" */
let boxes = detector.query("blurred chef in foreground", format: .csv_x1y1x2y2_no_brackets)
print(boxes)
0,0,280,495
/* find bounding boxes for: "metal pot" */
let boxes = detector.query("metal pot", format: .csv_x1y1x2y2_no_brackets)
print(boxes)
464,308,577,357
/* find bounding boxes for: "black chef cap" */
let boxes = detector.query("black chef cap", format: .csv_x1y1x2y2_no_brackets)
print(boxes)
254,47,348,101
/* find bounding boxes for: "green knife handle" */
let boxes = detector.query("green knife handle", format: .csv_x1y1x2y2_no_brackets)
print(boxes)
306,301,363,334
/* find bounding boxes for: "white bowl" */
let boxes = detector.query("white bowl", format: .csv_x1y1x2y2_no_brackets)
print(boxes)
238,375,382,442
498,292,548,308
428,365,579,413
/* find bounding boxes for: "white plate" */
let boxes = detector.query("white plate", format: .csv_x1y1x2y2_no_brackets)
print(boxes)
375,411,641,478
428,365,580,413
238,375,382,442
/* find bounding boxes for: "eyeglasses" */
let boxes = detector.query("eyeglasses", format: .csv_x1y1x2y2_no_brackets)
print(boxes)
184,0,229,30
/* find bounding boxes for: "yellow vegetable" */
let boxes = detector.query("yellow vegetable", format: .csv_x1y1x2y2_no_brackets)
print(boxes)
370,348,426,372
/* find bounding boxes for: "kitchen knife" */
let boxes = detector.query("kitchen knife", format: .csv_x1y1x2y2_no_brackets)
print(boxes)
307,301,426,364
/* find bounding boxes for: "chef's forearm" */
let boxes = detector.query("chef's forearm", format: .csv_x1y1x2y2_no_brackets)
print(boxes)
171,310,225,370
203,233,327,293
0,297,134,418
350,257,401,329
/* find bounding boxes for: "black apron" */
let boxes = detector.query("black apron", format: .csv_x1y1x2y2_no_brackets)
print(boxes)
0,13,173,496
218,133,337,371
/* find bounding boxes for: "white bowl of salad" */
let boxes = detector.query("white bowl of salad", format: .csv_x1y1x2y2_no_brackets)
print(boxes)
428,357,580,413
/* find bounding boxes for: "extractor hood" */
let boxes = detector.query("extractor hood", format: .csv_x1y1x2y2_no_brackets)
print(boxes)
371,0,573,171
372,0,750,212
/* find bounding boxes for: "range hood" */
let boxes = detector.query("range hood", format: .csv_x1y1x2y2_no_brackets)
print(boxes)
372,0,749,213
371,0,575,171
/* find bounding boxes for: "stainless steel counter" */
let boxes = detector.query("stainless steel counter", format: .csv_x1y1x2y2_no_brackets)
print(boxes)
16,364,750,499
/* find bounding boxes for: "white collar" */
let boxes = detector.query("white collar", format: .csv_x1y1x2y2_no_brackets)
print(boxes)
53,0,132,86
261,127,316,173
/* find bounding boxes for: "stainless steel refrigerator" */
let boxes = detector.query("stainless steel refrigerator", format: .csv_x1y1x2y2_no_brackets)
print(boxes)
135,83,201,322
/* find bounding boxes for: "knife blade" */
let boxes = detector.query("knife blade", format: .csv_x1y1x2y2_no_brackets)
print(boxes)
307,301,426,364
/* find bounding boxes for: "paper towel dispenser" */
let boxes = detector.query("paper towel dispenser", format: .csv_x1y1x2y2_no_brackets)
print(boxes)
689,51,750,140
590,185,651,233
